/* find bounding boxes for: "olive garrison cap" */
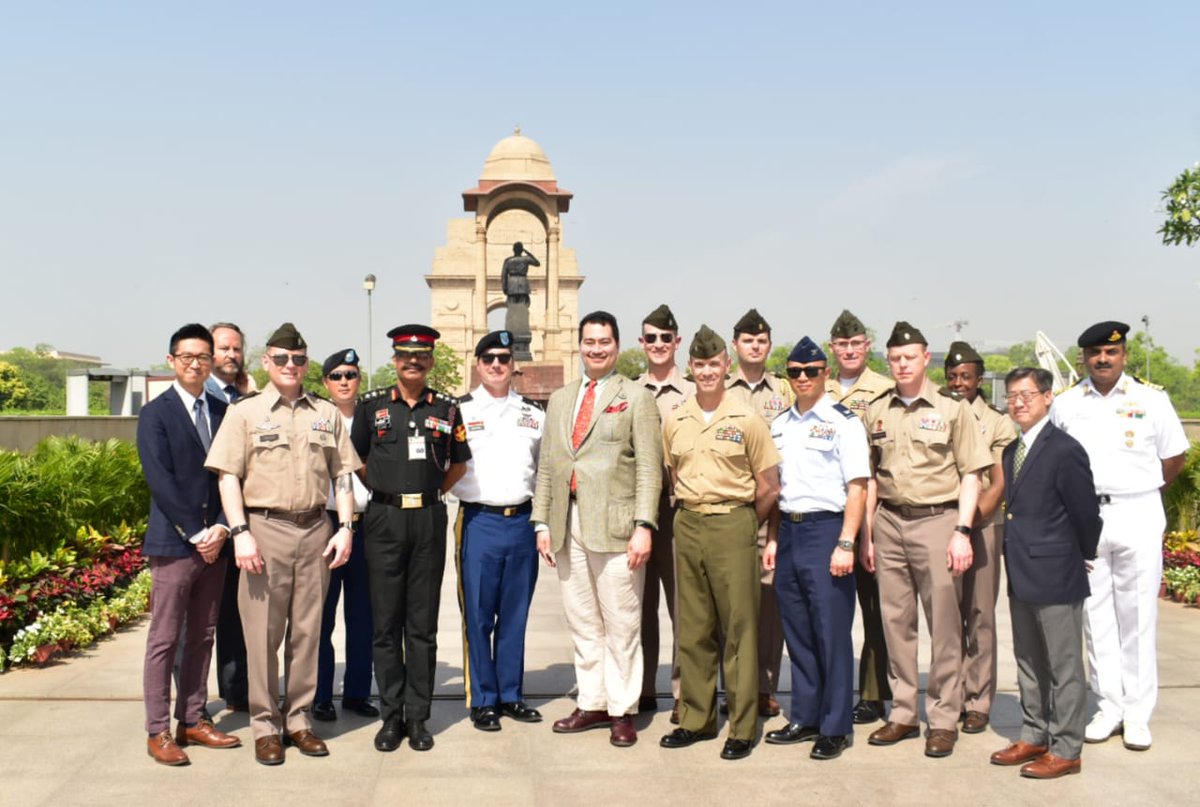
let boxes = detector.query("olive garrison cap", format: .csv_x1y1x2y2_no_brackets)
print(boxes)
733,308,771,336
830,309,867,339
266,322,307,350
788,336,827,364
474,330,513,357
1077,321,1129,348
387,324,440,353
885,321,927,348
944,341,983,367
642,304,678,331
689,325,727,359
321,348,359,376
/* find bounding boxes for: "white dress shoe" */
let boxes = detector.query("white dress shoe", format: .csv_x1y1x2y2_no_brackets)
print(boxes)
1122,723,1151,751
1084,713,1123,743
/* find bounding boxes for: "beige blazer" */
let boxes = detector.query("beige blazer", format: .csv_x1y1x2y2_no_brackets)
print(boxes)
533,374,663,553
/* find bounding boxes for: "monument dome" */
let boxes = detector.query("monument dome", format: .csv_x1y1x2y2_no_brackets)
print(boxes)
480,129,556,182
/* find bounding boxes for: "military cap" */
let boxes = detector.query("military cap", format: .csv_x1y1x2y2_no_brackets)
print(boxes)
474,330,514,357
886,321,927,348
788,336,827,364
387,324,440,353
733,308,771,336
944,340,983,368
1077,321,1129,348
642,304,678,332
266,322,307,350
689,324,726,359
322,348,359,376
830,309,867,339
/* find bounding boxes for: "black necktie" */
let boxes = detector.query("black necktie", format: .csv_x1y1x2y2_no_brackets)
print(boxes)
224,384,238,402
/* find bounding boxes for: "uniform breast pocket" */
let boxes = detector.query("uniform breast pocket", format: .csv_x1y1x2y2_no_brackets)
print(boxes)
252,431,290,451
711,438,750,473
805,436,836,453
373,428,398,445
913,429,951,457
309,431,336,451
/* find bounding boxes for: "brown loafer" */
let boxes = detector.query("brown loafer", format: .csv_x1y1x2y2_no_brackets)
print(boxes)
147,730,189,766
552,708,611,733
925,728,958,758
284,729,329,757
1021,752,1081,779
175,718,241,749
610,715,637,747
868,721,920,746
758,693,781,717
254,735,285,766
990,740,1049,766
961,710,989,734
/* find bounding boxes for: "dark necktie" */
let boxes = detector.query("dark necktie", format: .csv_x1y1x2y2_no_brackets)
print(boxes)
1012,437,1027,480
224,384,238,402
194,399,212,452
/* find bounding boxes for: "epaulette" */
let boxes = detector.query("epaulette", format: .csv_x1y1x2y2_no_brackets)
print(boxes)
520,396,544,410
938,387,964,401
458,393,474,404
832,402,857,419
360,387,392,401
868,388,892,404
433,390,458,404
988,403,1006,415
1131,375,1165,391
229,391,259,405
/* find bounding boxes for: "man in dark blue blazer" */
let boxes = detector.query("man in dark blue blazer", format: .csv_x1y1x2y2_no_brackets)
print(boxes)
138,323,241,765
989,367,1101,780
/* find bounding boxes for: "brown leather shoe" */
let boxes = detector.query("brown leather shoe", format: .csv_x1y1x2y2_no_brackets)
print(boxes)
925,728,958,758
147,730,189,766
758,693,781,717
990,740,1049,766
610,715,637,747
1021,752,1081,779
175,718,241,749
285,729,329,757
552,708,611,733
867,721,920,746
960,710,989,734
254,735,285,766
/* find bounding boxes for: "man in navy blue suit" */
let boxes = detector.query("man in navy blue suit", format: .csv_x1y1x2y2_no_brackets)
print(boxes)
989,367,1102,780
138,323,242,765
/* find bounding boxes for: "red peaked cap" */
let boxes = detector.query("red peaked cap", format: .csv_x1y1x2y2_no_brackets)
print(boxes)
388,324,440,353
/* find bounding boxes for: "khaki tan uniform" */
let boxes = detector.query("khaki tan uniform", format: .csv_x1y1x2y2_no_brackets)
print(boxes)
865,380,991,732
960,394,1017,716
665,395,780,741
206,385,361,740
635,367,695,702
826,366,895,705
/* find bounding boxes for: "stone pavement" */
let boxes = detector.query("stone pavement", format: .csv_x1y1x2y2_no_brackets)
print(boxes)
2,503,1199,806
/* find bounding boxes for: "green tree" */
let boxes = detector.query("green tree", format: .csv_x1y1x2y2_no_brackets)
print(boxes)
0,362,30,409
616,348,647,380
1159,163,1200,246
766,343,794,376
428,342,463,393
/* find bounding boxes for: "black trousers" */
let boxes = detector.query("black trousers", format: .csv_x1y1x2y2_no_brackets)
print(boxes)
215,558,248,705
365,501,447,724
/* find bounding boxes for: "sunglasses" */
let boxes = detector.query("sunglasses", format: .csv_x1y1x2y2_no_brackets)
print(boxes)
641,333,676,344
326,370,359,381
480,353,513,365
786,366,825,379
267,353,309,367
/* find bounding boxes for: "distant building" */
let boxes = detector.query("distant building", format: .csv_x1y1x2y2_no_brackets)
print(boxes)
48,350,104,366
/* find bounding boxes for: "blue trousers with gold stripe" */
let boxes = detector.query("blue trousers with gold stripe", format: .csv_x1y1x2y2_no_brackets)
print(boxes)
455,506,538,708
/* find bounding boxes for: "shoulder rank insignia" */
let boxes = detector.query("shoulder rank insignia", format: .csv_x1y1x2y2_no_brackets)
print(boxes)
230,391,259,404
938,387,963,401
360,387,392,402
458,393,474,403
832,402,856,419
520,396,544,410
1131,375,1164,391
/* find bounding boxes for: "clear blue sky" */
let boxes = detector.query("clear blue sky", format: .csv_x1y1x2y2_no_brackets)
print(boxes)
2,2,1197,369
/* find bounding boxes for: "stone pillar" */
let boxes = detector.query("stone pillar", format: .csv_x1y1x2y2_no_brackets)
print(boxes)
474,223,488,341
546,224,561,360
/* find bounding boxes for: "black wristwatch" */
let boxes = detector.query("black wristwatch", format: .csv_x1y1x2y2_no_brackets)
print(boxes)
229,523,250,538
953,524,972,536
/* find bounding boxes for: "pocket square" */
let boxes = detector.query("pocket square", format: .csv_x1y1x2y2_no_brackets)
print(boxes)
604,401,629,414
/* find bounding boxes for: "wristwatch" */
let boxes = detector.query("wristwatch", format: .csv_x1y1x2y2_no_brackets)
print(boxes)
836,539,855,552
953,524,972,536
339,522,354,532
229,523,250,538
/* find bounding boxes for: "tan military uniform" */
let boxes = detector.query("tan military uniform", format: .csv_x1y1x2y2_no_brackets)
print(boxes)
635,366,694,703
960,394,1017,716
205,385,361,740
864,380,991,732
665,395,780,741
825,365,894,420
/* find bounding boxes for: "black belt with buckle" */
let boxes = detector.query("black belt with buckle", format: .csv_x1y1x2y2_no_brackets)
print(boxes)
248,507,325,526
327,511,362,523
880,501,957,519
781,510,843,523
461,500,533,518
371,491,441,510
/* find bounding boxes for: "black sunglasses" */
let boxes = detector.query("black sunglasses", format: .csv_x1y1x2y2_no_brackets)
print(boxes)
786,366,825,379
267,353,309,367
480,353,513,365
326,370,359,381
641,333,676,344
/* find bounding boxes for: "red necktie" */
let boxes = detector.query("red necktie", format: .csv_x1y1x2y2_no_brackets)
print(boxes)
570,379,597,492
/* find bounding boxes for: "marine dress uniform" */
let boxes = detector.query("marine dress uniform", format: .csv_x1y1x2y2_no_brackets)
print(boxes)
450,332,546,729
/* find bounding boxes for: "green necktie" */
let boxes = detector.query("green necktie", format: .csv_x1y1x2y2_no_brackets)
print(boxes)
1012,437,1027,480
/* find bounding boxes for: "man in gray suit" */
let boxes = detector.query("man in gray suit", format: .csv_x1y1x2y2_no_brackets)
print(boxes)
533,310,663,748
990,367,1102,779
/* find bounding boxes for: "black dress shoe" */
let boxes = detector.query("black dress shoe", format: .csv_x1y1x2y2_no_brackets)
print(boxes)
471,707,501,732
852,699,883,725
343,698,380,718
721,738,753,760
764,722,820,745
811,734,853,760
660,728,717,748
312,701,337,722
407,719,434,751
374,717,404,752
638,696,658,713
499,701,543,723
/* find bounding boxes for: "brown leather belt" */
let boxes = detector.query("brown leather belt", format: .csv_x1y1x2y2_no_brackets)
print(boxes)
371,491,442,510
880,501,957,520
248,507,325,526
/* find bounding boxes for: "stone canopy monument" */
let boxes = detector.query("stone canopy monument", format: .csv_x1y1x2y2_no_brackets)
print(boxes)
427,129,583,396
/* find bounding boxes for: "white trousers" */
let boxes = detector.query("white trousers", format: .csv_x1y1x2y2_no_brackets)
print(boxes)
555,503,645,717
1087,491,1164,726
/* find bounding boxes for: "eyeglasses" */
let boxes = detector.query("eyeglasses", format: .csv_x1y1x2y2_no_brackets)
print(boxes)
326,370,359,381
479,353,513,365
172,353,213,365
786,366,826,379
1004,391,1047,404
830,339,867,351
641,333,676,344
267,353,309,367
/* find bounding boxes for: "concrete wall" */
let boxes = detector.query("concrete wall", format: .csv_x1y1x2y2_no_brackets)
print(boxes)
0,417,138,452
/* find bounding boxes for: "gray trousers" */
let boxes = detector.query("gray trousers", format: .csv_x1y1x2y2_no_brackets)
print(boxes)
1010,597,1086,759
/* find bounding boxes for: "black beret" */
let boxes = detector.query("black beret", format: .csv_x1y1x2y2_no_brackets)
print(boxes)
266,322,307,350
830,310,867,339
689,324,727,359
642,304,678,332
387,324,440,353
944,341,983,367
474,330,514,357
1077,321,1129,348
788,336,827,364
886,321,927,348
322,348,359,377
733,308,771,336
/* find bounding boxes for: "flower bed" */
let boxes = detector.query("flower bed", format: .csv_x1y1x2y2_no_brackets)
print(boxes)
1163,530,1200,604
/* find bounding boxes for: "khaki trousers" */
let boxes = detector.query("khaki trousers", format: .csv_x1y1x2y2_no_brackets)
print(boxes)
240,513,331,739
960,518,1004,714
873,507,963,731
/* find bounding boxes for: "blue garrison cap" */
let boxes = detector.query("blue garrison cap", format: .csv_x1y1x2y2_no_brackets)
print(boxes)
787,336,827,364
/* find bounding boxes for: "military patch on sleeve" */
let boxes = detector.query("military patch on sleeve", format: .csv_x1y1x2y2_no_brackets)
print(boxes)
454,423,467,442
715,425,744,444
